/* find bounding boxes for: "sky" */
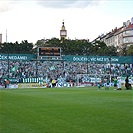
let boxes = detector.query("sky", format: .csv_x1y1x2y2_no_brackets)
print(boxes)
0,0,133,44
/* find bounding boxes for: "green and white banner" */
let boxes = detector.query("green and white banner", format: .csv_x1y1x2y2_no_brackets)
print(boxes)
0,54,35,61
0,53,132,63
63,55,132,63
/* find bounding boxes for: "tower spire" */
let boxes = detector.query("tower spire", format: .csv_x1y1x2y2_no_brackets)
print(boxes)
60,20,67,42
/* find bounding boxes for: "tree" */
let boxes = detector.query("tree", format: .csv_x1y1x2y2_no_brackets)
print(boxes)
106,46,118,56
90,41,107,55
120,46,127,56
20,40,33,54
46,38,61,47
0,38,128,56
0,40,34,54
35,38,61,48
126,45,133,55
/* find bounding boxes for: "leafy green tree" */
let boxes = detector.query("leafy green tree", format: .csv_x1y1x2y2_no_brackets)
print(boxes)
45,38,61,47
0,38,127,56
35,39,45,47
91,41,118,56
35,38,61,48
78,40,91,55
127,45,133,55
120,46,127,56
20,40,33,54
0,40,34,54
106,46,118,56
0,42,13,53
90,41,107,55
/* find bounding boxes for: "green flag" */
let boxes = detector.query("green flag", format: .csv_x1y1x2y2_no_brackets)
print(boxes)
11,65,18,73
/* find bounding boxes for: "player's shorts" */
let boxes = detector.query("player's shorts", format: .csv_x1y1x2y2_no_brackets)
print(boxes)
114,84,117,87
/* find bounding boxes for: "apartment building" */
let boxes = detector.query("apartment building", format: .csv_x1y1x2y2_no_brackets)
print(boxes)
0,34,2,43
92,17,133,51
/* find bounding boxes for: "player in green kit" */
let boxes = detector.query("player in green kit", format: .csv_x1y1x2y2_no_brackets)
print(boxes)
113,77,117,90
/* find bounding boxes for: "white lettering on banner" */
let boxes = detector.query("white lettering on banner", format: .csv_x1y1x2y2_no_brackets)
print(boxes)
9,56,27,60
90,58,96,61
0,55,28,60
0,55,7,60
73,57,88,62
104,58,109,62
111,58,118,62
97,58,103,61
56,82,70,87
73,56,119,62
81,57,87,61
73,57,77,61
91,57,104,62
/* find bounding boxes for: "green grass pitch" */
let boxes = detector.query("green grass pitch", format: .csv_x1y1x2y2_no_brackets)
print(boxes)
0,87,132,133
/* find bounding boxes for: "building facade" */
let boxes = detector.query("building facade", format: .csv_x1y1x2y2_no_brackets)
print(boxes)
92,18,133,51
0,34,2,43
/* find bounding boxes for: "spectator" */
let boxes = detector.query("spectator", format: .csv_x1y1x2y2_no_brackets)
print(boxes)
125,76,129,90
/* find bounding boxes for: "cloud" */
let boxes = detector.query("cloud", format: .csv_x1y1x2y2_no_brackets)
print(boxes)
37,0,106,8
0,0,36,13
0,0,106,13
0,0,13,13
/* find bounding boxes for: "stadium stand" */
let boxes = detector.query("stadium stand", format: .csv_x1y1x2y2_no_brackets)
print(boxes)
0,60,133,85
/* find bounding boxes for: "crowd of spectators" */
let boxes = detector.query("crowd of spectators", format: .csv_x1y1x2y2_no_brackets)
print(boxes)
0,60,133,84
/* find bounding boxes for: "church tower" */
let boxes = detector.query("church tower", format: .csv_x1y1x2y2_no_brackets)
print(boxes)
60,20,67,42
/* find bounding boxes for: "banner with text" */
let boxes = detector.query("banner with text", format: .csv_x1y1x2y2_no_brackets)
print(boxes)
63,55,132,63
0,54,35,61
